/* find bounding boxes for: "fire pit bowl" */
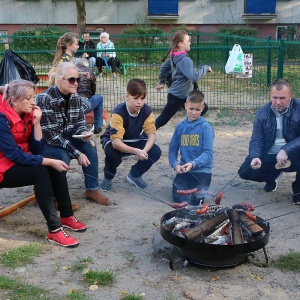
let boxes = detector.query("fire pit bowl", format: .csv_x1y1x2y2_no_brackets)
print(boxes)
160,210,270,268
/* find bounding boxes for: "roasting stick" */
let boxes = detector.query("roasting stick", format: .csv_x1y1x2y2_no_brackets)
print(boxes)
147,158,182,191
85,169,205,211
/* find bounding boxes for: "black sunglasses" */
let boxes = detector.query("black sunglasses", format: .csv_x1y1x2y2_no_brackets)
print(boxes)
63,77,80,85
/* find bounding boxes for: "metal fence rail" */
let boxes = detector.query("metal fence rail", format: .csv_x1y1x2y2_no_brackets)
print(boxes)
1,32,299,111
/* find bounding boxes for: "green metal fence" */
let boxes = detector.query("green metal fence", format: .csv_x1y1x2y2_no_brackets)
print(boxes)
1,32,299,111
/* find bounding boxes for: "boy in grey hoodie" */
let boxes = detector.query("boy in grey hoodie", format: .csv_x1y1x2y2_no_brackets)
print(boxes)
168,90,214,204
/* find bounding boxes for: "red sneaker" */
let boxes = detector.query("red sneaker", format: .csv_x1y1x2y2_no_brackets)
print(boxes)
48,228,79,248
61,216,87,232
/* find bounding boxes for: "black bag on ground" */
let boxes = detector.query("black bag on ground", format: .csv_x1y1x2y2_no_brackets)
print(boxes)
0,49,39,85
115,56,122,70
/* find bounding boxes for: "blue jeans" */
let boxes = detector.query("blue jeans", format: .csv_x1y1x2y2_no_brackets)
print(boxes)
84,94,104,128
88,57,96,70
42,138,99,191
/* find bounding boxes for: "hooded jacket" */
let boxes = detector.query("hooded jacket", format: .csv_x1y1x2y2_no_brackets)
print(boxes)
159,53,210,99
168,116,214,174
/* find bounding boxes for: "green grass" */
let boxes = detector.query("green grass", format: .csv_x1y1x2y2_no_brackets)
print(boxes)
0,275,91,300
71,257,93,272
273,252,300,272
84,269,115,286
62,291,91,300
0,275,48,300
1,243,44,268
121,294,144,300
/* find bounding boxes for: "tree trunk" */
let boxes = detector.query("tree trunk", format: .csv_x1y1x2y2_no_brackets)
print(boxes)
76,0,86,36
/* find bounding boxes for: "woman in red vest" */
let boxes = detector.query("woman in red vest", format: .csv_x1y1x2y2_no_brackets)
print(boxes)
0,79,86,248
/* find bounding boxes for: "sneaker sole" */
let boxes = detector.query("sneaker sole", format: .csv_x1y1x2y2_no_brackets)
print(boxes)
48,239,79,248
127,176,148,190
62,225,87,232
99,187,111,192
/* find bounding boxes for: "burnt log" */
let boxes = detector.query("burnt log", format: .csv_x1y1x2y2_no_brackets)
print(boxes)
239,211,264,238
184,212,229,240
227,209,244,245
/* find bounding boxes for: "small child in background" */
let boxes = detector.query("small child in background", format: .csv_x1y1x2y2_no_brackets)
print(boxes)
100,78,162,191
168,90,214,205
48,32,79,77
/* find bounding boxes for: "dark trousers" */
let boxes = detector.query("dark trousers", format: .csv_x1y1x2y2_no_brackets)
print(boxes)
172,172,212,203
96,57,117,73
0,165,73,231
155,93,209,130
238,153,300,192
103,140,162,179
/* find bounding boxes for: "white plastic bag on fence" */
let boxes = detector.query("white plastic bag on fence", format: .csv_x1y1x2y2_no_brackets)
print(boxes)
225,44,245,75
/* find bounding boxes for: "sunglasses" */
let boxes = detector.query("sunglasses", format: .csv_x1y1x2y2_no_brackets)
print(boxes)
63,77,80,85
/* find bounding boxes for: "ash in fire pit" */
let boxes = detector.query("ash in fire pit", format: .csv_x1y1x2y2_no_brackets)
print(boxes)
160,206,270,268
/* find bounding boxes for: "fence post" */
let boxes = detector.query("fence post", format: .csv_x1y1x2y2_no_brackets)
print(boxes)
196,30,200,67
277,40,285,79
225,33,229,62
267,36,272,86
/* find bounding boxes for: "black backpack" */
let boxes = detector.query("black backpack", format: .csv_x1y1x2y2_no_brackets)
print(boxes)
164,56,198,90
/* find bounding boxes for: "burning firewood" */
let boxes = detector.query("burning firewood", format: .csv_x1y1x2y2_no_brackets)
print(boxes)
184,212,229,240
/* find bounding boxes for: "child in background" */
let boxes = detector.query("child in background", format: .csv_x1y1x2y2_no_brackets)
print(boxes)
100,78,162,191
168,90,214,205
155,30,212,130
48,32,79,77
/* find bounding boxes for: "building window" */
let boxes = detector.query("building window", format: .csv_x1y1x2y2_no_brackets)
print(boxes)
277,26,297,41
0,31,8,44
148,0,179,16
244,0,276,15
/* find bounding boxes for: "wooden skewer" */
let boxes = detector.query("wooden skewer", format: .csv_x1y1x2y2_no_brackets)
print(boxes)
0,194,36,218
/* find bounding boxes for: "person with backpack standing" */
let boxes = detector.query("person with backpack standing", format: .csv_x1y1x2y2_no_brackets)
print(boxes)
155,30,212,130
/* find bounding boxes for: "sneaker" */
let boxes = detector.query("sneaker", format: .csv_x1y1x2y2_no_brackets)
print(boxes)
113,74,117,79
99,73,103,78
93,127,102,134
127,172,148,189
48,228,79,248
293,190,300,205
263,172,282,192
61,215,87,232
100,177,112,192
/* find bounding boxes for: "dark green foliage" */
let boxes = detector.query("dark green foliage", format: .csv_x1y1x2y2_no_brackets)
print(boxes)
9,26,71,64
218,25,257,38
218,25,257,46
118,25,165,62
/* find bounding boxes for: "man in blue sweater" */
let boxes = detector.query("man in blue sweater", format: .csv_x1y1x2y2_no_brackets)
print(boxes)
168,90,214,205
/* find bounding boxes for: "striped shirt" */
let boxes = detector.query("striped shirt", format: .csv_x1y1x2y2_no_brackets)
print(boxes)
35,85,87,158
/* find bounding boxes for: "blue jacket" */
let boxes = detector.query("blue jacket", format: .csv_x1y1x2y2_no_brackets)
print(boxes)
168,116,214,174
249,98,300,160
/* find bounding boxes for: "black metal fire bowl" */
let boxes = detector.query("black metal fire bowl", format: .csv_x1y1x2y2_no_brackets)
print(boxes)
160,210,270,268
